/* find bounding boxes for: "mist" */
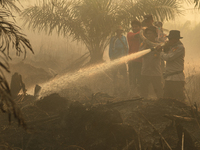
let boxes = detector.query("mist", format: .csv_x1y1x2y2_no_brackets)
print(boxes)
1,0,200,150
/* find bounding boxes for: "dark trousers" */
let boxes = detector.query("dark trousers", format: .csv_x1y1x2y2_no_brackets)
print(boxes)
128,61,142,87
141,75,163,99
164,80,186,101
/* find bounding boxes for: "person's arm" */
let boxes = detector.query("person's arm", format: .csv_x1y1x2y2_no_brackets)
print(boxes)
160,46,185,61
127,31,140,43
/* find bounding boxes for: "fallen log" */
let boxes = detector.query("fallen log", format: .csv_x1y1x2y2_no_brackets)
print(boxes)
105,97,143,107
164,114,196,122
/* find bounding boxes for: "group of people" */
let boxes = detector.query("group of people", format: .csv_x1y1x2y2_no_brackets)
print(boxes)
109,15,186,101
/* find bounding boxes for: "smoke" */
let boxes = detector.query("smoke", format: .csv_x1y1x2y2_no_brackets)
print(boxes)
37,49,151,98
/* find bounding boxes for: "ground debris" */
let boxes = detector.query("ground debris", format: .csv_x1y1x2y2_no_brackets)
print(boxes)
0,94,200,150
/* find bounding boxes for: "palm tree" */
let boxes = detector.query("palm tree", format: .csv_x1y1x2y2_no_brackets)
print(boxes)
0,0,33,128
194,0,200,7
183,0,200,8
22,0,181,63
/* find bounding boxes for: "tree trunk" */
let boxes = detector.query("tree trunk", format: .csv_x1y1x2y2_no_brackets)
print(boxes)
89,48,104,64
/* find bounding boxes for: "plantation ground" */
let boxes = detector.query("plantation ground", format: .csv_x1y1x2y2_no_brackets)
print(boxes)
1,58,200,150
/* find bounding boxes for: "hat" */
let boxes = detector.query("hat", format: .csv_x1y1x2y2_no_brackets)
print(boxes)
143,15,153,21
167,30,183,39
144,26,157,34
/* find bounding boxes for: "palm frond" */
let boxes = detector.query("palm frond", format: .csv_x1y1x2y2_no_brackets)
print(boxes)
120,0,182,22
0,46,27,129
0,60,27,129
22,0,120,53
182,0,200,7
0,1,33,129
21,0,182,61
0,20,34,59
0,0,21,13
22,0,72,34
194,0,200,8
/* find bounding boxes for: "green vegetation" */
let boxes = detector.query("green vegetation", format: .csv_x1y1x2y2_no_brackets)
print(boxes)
0,0,33,128
21,0,181,63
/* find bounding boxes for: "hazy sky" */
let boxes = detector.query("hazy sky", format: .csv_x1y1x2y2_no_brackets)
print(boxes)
179,3,200,24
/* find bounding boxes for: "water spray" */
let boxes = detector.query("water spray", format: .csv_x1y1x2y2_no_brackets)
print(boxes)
35,48,152,99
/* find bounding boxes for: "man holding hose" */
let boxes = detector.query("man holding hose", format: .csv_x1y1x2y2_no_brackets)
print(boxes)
156,30,186,101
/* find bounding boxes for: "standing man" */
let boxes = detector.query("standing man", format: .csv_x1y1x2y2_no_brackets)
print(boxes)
159,30,185,101
142,15,164,42
127,20,142,96
140,26,163,99
109,26,129,95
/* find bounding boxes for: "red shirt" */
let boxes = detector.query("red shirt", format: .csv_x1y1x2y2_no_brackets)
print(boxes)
127,31,142,62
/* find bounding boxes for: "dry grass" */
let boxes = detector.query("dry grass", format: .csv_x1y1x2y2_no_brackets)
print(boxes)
185,62,200,106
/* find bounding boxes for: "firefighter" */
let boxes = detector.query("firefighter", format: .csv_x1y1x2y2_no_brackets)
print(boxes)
157,30,186,101
140,26,163,99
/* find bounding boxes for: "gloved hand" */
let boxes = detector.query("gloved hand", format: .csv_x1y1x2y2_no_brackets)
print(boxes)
151,45,162,52
163,41,170,53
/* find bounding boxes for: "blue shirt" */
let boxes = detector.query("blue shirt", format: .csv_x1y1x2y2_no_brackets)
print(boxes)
109,36,128,60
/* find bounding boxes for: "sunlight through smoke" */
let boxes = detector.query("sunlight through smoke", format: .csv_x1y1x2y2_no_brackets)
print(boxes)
38,49,151,98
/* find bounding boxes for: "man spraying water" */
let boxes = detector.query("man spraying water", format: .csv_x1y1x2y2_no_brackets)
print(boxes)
140,26,164,99
38,49,152,99
155,30,186,101
37,26,168,99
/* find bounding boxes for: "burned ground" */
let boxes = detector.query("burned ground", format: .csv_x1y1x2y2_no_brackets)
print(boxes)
1,61,200,150
0,92,200,150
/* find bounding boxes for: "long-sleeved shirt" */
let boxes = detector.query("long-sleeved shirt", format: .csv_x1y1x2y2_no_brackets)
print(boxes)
127,31,142,62
140,42,162,76
160,41,185,81
109,35,128,60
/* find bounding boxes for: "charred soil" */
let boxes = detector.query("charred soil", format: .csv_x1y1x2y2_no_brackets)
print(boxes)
0,93,200,150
